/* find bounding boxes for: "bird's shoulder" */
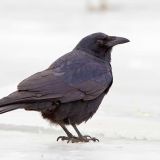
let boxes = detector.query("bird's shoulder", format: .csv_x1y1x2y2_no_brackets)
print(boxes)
49,49,110,74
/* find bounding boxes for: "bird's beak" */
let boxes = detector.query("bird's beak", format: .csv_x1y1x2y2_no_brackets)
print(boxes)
106,36,130,48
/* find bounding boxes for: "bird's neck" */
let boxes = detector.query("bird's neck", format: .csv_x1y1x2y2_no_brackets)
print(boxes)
104,49,112,63
76,48,112,63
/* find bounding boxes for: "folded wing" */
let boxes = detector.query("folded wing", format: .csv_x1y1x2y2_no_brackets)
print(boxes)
0,51,112,107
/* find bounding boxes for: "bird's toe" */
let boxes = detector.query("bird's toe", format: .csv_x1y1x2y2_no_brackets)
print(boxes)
57,136,69,141
80,135,99,142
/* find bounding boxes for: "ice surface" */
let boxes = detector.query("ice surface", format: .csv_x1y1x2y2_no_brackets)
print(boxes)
0,0,160,159
1,129,160,160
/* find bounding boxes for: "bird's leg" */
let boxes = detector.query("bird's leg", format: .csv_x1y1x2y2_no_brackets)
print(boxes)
57,123,73,141
57,123,80,143
71,124,99,142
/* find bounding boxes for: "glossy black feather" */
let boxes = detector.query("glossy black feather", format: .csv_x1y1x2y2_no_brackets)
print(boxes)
17,50,112,102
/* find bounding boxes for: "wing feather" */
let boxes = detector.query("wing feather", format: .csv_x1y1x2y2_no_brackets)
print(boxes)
9,51,112,104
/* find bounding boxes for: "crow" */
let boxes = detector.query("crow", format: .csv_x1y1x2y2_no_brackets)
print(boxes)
0,33,129,143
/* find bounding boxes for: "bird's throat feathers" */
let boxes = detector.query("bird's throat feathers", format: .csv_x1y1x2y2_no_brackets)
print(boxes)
76,47,112,63
104,48,112,63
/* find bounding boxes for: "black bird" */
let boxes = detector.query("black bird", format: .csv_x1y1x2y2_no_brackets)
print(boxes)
0,33,129,143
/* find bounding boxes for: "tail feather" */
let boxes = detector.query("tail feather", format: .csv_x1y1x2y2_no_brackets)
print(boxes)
0,91,59,108
0,105,21,114
0,101,55,114
0,91,36,107
0,91,30,114
0,91,57,114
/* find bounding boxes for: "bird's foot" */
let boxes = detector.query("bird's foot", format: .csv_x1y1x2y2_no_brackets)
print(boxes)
57,136,80,143
68,135,99,143
57,135,99,143
79,135,99,142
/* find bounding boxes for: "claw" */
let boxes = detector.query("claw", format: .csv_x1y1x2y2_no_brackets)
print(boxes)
57,136,79,143
79,135,99,142
57,136,69,141
57,135,99,143
88,137,99,142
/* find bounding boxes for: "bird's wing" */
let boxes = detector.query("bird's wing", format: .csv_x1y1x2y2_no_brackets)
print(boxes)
18,52,112,102
0,52,112,107
62,61,112,101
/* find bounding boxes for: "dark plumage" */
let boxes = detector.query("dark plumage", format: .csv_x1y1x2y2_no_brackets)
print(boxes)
0,33,129,143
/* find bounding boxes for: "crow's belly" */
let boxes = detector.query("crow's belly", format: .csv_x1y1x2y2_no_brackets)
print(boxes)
41,93,105,125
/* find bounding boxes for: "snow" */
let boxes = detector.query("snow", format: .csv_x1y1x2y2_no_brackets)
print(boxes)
0,0,160,159
1,131,160,160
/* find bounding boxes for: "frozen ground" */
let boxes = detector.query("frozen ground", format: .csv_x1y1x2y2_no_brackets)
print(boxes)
0,0,160,159
1,130,160,160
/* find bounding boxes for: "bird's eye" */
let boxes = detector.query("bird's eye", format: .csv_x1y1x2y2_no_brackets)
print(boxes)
96,39,104,46
102,37,108,41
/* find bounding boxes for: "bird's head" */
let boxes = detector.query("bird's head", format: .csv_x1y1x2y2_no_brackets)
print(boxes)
75,32,129,61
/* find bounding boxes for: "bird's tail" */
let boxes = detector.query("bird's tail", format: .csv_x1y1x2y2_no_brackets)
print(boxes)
0,91,56,114
0,91,29,114
0,105,21,114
